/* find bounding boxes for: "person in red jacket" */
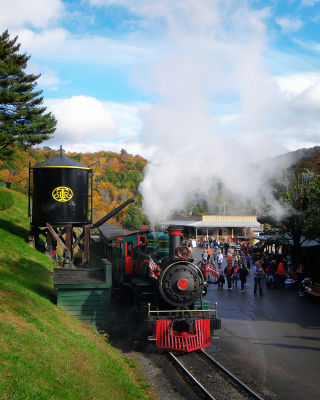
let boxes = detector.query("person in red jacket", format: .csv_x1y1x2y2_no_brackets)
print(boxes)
275,260,287,288
224,263,234,291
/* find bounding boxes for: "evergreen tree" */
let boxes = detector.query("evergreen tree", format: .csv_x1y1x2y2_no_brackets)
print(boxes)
122,203,149,230
0,30,56,157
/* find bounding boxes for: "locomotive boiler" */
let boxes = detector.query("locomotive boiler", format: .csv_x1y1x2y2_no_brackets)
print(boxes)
104,226,221,352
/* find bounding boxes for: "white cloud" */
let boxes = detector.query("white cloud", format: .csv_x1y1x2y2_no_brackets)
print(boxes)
0,0,64,30
37,69,61,88
46,96,117,145
294,39,320,53
49,139,155,158
10,28,153,69
276,17,303,33
14,28,67,56
28,62,62,88
43,96,152,156
275,72,320,97
294,81,320,110
59,35,152,66
105,102,146,138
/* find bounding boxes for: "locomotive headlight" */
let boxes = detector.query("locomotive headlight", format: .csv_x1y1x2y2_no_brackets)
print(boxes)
177,279,188,290
176,246,191,259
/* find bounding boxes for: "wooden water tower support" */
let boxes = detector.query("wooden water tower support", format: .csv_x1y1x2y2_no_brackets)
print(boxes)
35,198,134,267
45,223,91,266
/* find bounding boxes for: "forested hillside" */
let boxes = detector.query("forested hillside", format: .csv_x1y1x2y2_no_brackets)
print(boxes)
274,146,320,173
1,145,319,226
0,146,148,228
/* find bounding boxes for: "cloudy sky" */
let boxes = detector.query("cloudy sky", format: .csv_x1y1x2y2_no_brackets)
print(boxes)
2,0,320,220
1,0,320,156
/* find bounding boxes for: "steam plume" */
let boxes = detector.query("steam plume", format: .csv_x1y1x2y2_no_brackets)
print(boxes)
131,1,293,222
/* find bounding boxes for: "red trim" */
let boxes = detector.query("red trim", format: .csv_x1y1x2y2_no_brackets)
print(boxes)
138,234,146,245
178,279,188,290
168,229,183,236
124,242,134,274
156,320,210,352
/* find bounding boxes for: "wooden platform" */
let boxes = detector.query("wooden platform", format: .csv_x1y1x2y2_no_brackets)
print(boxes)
53,259,112,331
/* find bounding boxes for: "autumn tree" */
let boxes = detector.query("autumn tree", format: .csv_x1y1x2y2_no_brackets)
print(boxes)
260,169,320,267
0,30,56,158
303,174,320,239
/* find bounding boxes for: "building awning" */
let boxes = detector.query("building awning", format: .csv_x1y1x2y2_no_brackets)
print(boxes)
160,220,261,229
255,235,320,248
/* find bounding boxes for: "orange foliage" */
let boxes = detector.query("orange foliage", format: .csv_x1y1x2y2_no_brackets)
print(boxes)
1,146,147,226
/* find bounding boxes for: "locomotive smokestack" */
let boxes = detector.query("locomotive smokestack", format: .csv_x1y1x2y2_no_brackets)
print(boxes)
168,226,183,259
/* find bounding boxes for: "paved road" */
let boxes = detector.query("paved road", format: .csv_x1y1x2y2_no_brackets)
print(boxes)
192,247,320,400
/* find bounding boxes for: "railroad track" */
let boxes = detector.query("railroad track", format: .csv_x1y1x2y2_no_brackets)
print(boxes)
168,349,264,400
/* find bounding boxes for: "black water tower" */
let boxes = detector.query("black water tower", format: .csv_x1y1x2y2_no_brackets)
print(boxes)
30,152,92,226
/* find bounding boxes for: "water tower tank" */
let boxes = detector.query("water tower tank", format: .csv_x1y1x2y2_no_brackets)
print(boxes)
31,153,92,226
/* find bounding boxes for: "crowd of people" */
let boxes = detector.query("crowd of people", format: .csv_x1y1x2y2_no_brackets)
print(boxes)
196,237,305,297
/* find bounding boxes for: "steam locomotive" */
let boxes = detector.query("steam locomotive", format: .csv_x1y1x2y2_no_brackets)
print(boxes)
103,226,221,352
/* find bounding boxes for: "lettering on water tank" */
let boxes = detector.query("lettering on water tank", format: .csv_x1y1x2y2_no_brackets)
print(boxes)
52,186,74,202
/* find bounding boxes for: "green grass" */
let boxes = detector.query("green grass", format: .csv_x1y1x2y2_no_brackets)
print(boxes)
0,187,14,210
0,190,154,400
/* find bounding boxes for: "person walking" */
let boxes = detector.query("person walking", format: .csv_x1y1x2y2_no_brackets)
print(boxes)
227,251,233,265
224,263,234,291
253,261,264,296
217,265,225,289
239,262,249,291
224,241,230,255
206,246,212,264
275,260,286,288
217,250,223,268
232,264,239,287
296,263,305,296
201,262,210,283
246,253,252,270
202,249,208,265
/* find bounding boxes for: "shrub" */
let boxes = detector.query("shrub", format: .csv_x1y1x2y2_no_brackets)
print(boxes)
0,187,14,210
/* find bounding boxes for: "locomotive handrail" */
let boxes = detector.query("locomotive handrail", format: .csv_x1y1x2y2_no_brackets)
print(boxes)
148,302,218,319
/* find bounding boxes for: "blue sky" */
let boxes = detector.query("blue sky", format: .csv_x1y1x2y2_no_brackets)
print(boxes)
1,0,320,159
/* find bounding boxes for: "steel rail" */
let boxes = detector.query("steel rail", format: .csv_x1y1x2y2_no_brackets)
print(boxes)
200,349,264,400
168,351,216,400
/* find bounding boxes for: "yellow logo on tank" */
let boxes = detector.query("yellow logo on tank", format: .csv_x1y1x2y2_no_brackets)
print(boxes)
52,186,74,202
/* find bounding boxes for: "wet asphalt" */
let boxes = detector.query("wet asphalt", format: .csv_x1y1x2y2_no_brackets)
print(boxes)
192,247,320,400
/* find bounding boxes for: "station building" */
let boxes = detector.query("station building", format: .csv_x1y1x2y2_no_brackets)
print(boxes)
160,214,262,243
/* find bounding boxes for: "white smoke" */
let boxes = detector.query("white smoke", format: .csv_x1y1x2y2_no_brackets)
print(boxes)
123,1,296,222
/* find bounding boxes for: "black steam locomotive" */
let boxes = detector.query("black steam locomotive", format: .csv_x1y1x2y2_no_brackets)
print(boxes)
103,226,221,352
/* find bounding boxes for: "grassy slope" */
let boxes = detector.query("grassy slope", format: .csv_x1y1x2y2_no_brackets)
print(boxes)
0,190,153,400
